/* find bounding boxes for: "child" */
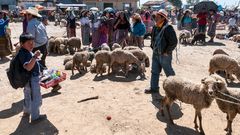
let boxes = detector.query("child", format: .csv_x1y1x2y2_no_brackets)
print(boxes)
18,33,47,123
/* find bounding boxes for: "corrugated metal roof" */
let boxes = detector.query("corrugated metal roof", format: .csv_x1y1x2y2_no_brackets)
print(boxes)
143,0,166,6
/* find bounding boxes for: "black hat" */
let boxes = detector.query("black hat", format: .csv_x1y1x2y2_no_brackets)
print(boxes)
19,33,34,44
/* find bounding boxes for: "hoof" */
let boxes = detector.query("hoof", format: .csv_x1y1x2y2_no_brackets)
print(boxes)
224,128,229,132
200,130,205,135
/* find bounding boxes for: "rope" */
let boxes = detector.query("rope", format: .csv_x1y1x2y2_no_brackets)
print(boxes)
217,90,240,103
215,97,240,106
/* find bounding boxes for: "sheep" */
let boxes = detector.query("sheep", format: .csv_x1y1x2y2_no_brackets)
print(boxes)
110,49,141,77
212,49,229,77
95,50,111,76
101,43,110,51
160,75,220,135
72,51,91,75
90,63,107,74
65,60,73,70
213,49,229,56
229,34,240,42
128,49,149,74
54,37,68,53
179,30,191,44
63,56,73,65
60,19,67,27
123,46,139,50
208,75,240,134
112,43,121,51
209,54,240,82
48,37,56,53
67,37,81,52
58,44,69,55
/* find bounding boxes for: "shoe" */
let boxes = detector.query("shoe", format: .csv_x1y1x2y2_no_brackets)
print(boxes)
51,84,61,93
208,39,213,43
22,112,30,117
144,88,159,94
31,114,47,124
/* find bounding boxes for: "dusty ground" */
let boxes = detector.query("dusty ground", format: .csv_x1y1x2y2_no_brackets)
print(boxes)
0,22,240,135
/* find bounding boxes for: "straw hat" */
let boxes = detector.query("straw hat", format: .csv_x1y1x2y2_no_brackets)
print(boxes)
156,9,168,20
26,7,42,18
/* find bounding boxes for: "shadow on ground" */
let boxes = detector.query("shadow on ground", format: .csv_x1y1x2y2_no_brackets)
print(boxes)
93,71,146,82
10,116,59,135
0,92,60,119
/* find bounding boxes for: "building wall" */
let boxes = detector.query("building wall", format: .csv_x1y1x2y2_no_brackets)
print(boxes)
0,0,16,10
83,0,138,10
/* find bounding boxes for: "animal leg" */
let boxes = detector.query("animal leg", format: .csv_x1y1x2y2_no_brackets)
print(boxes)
125,63,129,78
194,110,199,130
225,112,237,134
160,97,166,116
197,111,205,135
72,60,75,75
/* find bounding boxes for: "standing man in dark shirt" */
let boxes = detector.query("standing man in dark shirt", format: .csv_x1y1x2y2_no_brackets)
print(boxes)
18,33,47,123
145,9,177,94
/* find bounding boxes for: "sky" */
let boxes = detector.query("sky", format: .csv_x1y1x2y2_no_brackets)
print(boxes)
139,0,239,7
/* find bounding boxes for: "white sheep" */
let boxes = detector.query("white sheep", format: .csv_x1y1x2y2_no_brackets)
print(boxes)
179,30,191,44
161,75,221,135
63,56,72,65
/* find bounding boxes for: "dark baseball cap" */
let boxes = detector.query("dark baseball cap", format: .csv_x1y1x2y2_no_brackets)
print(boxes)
19,33,34,44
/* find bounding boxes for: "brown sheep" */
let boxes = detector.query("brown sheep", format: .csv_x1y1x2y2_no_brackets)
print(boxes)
208,75,240,135
67,37,81,52
95,50,111,76
209,54,240,82
72,51,91,75
161,75,221,135
213,49,229,56
110,49,141,77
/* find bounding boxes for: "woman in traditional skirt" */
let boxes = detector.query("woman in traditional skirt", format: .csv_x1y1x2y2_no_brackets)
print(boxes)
0,12,11,60
114,11,130,48
90,11,101,49
107,12,115,47
207,9,219,43
80,10,91,46
66,11,76,38
181,10,192,34
98,12,109,46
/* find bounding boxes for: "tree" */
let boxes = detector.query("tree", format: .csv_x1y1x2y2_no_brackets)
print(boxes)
168,0,182,8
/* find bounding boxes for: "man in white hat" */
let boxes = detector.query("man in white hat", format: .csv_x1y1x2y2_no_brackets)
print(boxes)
26,7,48,68
145,9,177,94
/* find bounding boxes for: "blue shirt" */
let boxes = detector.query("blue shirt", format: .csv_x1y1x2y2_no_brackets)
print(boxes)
0,19,9,37
26,18,48,48
131,22,146,37
18,48,40,76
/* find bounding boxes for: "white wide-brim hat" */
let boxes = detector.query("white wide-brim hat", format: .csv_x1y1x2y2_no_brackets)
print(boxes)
26,7,42,18
156,9,168,20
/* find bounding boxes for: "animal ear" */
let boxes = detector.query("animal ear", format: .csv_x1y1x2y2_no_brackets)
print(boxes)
201,78,206,84
214,81,224,90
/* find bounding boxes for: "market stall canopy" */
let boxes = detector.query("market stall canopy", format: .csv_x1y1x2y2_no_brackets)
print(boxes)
56,3,87,8
193,1,218,14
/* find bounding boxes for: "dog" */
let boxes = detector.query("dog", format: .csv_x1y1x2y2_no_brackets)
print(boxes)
191,33,206,45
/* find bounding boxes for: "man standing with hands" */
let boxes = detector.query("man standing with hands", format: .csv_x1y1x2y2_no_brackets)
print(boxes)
145,9,178,94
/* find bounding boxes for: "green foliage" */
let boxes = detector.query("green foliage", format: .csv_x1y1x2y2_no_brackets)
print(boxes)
168,0,183,8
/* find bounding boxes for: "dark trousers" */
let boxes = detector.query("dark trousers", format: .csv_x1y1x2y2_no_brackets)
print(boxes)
32,43,47,68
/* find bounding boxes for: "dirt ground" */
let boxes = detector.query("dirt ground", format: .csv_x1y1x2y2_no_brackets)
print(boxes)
0,22,240,135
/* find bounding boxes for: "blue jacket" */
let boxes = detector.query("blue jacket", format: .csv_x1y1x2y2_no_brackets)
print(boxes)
0,19,9,37
131,22,146,37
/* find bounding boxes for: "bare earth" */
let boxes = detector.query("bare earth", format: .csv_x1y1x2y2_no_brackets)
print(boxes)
0,22,240,135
